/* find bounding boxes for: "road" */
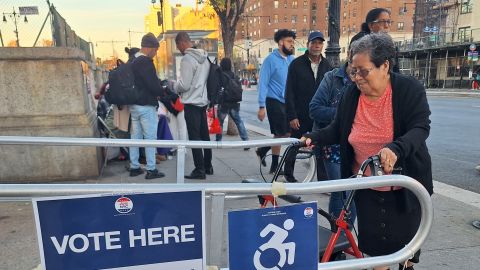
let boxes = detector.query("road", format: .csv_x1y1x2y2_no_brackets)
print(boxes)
240,88,480,193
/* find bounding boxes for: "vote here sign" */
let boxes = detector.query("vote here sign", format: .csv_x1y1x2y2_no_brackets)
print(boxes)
32,190,205,270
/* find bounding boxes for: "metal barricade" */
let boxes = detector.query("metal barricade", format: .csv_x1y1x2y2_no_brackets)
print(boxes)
0,135,298,184
0,175,433,270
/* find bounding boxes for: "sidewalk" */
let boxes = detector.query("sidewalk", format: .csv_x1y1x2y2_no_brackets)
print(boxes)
426,87,480,98
1,130,480,269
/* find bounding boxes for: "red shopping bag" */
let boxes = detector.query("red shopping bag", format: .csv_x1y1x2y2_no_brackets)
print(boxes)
207,106,222,134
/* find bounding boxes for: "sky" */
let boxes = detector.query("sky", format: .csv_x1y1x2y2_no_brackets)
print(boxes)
48,0,195,59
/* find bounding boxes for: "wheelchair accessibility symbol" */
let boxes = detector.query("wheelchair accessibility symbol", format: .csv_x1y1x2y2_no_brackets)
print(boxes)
253,219,296,270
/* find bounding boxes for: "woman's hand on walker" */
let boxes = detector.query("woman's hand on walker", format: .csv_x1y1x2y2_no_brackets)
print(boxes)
378,147,397,174
299,137,313,148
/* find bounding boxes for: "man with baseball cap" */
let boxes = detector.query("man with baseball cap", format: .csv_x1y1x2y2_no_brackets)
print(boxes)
128,32,166,180
283,31,332,182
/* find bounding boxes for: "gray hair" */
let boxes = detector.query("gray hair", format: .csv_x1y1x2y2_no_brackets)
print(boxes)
349,33,396,72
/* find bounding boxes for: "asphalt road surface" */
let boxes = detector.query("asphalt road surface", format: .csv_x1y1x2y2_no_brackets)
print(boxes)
240,89,480,193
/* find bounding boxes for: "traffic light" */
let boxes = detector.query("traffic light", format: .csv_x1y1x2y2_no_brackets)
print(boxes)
245,39,252,49
157,11,163,26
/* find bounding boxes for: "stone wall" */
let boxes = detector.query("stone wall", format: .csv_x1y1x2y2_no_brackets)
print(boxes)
0,47,105,182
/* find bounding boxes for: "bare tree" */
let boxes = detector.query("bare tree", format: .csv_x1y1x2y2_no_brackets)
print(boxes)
209,0,248,60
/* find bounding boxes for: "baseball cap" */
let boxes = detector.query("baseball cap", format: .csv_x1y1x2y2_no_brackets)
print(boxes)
308,31,325,42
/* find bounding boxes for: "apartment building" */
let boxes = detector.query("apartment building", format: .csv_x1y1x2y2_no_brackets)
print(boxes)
234,0,415,68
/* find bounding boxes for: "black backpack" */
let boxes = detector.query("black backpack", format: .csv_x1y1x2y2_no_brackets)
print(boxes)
206,58,222,105
105,62,140,105
221,72,243,103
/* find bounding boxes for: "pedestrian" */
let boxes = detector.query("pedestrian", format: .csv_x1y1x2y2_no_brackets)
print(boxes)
256,29,296,174
283,31,332,182
351,8,400,73
215,57,250,148
128,33,166,180
302,33,433,270
174,32,213,180
309,48,356,222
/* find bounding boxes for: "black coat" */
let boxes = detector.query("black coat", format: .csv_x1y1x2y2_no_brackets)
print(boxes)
307,72,433,195
285,52,332,124
131,55,164,106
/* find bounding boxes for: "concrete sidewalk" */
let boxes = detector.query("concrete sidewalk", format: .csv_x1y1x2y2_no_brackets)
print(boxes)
1,130,480,269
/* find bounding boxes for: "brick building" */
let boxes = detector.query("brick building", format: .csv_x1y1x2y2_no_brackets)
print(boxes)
234,0,415,72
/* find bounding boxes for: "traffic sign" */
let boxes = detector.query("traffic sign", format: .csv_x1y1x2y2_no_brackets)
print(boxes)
228,202,318,270
19,6,39,15
245,39,253,49
33,191,205,270
470,44,476,51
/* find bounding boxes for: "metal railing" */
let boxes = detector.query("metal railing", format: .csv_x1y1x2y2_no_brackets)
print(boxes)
0,175,434,270
394,28,480,53
0,135,298,183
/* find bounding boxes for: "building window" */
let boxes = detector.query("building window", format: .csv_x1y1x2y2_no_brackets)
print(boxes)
397,22,404,31
399,7,405,15
269,48,273,53
303,15,307,23
303,0,308,8
284,15,288,22
458,27,470,42
352,24,356,32
461,0,472,13
292,15,297,23
302,28,307,36
353,9,357,17
274,29,278,33
312,15,317,26
274,14,279,23
343,12,347,19
342,26,346,34
312,2,317,10
292,0,298,8
292,28,297,33
274,0,279,8
284,0,288,8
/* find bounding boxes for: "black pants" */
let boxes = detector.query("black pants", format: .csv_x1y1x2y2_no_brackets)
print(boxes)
283,118,314,179
184,104,212,171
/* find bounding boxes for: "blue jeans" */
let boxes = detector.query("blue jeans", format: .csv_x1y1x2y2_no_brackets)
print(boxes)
323,160,357,224
215,104,249,141
128,105,158,171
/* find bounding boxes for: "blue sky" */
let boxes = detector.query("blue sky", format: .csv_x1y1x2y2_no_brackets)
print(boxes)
51,0,195,59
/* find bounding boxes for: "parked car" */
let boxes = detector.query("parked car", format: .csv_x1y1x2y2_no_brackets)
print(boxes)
249,78,257,85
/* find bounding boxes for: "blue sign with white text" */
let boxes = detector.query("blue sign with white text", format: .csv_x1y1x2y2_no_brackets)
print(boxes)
33,191,205,270
228,202,318,270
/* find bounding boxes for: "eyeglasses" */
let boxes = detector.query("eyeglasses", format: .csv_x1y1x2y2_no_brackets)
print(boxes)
348,67,375,79
371,19,393,25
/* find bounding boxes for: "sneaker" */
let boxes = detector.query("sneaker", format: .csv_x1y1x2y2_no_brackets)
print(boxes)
255,149,267,167
145,169,165,180
129,168,143,177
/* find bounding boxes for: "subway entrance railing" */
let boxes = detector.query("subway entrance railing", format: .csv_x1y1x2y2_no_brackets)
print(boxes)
0,136,433,269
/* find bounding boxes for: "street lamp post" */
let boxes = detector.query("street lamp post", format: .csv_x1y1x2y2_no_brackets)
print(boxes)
242,15,270,66
3,7,28,47
325,0,341,68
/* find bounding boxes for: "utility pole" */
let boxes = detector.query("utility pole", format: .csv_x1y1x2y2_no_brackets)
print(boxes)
128,29,144,48
96,40,126,58
325,0,341,68
3,7,27,47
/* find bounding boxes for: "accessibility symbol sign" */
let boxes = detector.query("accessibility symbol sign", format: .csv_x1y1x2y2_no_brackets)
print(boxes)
228,202,318,270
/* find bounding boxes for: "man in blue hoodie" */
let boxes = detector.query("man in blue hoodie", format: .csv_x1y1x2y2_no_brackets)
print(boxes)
256,29,296,173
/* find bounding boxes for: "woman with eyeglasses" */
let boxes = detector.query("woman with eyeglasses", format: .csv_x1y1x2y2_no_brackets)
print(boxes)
351,8,399,73
302,33,432,270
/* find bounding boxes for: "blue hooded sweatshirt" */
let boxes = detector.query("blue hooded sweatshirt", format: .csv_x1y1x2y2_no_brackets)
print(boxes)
258,49,294,107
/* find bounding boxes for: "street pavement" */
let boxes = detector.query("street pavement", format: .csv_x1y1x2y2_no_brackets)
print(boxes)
1,126,480,270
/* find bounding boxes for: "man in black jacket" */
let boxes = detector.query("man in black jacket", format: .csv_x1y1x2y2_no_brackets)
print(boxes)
283,31,332,182
128,33,166,180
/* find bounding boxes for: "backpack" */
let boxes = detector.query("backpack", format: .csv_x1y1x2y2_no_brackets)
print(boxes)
206,58,222,105
221,72,243,103
104,62,140,105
